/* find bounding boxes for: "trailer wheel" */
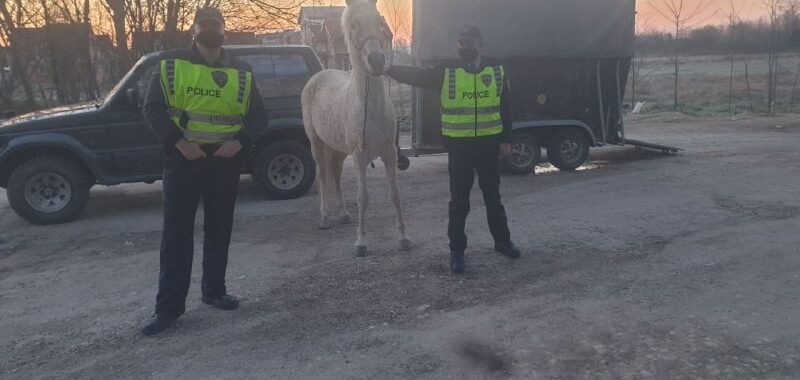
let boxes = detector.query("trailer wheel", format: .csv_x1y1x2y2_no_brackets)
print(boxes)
503,133,541,175
548,129,590,171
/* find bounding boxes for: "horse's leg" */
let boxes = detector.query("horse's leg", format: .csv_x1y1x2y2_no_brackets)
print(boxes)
310,134,333,229
354,151,370,257
381,146,411,251
331,151,351,224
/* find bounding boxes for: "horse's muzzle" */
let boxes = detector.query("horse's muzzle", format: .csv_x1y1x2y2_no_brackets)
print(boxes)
367,52,386,75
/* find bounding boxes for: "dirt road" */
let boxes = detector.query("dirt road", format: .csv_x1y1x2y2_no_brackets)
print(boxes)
2,115,800,379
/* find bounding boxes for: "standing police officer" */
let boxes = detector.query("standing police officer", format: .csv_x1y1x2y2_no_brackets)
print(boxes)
385,25,521,274
141,7,265,335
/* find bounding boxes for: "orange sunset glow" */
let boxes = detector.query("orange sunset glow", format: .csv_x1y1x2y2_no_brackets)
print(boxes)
365,0,771,40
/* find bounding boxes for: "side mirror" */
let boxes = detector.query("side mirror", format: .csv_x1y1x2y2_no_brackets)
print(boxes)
126,88,140,108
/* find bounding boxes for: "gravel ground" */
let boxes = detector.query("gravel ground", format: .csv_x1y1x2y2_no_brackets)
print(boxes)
1,114,800,379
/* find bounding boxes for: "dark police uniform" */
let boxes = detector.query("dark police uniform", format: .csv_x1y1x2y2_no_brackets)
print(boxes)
386,59,514,257
143,43,265,319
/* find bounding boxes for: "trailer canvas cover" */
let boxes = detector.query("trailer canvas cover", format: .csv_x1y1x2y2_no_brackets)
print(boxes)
413,0,635,60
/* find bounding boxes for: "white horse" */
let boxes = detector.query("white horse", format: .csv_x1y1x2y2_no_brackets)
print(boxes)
301,0,410,257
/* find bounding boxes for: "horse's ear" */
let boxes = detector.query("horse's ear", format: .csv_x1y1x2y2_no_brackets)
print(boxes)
345,0,353,5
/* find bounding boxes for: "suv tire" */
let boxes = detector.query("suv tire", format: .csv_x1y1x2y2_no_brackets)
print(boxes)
252,140,316,200
7,156,92,225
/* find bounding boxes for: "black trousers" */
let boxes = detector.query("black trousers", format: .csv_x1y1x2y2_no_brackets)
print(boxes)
446,137,512,253
155,153,241,318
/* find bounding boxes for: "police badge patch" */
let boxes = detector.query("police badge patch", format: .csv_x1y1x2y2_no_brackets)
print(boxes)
211,71,228,88
481,74,492,87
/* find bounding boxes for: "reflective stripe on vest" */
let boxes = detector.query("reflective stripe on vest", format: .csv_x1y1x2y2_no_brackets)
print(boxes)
440,65,504,138
160,58,253,144
167,108,245,126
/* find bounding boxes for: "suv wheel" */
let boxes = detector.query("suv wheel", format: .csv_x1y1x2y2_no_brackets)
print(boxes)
252,140,316,200
547,129,590,171
7,156,92,225
503,133,541,175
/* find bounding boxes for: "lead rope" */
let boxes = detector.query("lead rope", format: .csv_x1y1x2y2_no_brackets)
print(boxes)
363,75,376,168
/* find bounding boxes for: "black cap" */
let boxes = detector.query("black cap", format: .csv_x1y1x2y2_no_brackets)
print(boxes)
194,7,224,25
457,25,482,42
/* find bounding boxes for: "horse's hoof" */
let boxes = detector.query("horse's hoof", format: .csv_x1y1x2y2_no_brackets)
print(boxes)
399,238,412,251
355,246,368,257
338,214,353,224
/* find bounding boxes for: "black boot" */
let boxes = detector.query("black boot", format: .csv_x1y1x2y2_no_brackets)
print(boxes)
141,315,177,336
201,294,240,310
495,243,521,259
398,153,410,171
450,251,466,274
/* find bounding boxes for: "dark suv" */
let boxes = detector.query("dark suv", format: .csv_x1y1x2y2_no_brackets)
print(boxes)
0,45,322,225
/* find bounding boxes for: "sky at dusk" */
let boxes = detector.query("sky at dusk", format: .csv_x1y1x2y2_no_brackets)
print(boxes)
639,0,769,32
338,0,774,40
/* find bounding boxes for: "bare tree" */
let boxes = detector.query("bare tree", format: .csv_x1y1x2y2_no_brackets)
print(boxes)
47,0,102,99
727,0,743,115
380,0,411,131
227,0,306,32
0,0,41,108
647,0,717,111
764,0,783,114
631,3,651,106
381,0,409,46
99,0,129,79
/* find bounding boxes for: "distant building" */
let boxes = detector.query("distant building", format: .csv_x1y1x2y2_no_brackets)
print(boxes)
130,30,258,57
226,31,260,46
298,5,392,71
259,30,302,46
131,31,192,57
11,23,109,104
298,6,344,69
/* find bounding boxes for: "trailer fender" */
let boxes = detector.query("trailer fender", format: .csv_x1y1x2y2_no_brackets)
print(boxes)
512,120,598,146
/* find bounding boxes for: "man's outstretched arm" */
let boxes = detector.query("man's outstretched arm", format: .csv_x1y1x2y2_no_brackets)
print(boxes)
385,64,444,92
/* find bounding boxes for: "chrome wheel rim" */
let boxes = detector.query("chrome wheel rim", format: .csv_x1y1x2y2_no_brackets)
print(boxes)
24,172,72,213
560,140,581,162
510,141,535,168
268,154,304,190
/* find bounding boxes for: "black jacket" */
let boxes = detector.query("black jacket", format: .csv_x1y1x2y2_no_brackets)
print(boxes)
143,43,266,156
386,58,513,145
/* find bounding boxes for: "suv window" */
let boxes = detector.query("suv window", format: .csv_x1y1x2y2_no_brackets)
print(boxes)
272,54,310,97
135,64,158,104
239,53,310,99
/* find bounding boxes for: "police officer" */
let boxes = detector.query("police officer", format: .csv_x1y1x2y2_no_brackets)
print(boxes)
141,7,265,335
384,25,521,274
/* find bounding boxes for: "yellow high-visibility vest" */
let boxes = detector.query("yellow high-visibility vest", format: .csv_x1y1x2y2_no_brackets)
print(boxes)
160,58,253,144
440,65,504,138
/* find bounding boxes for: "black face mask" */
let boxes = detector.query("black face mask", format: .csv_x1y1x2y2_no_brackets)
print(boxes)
458,48,479,62
196,30,224,49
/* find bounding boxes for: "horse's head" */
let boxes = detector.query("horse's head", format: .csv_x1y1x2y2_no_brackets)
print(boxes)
343,0,389,76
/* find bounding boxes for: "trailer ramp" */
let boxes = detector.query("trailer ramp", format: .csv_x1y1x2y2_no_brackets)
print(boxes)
624,139,683,154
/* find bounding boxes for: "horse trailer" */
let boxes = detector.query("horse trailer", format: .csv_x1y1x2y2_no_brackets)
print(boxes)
404,0,680,173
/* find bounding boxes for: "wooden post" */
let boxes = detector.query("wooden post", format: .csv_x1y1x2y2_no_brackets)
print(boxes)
745,63,754,112
788,61,800,111
729,54,734,115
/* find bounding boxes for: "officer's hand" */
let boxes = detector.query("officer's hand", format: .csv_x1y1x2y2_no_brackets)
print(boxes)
175,139,207,160
214,140,243,159
499,143,513,158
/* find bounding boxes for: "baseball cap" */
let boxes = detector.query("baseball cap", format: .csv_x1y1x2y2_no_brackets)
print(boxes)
194,7,224,25
457,25,482,43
